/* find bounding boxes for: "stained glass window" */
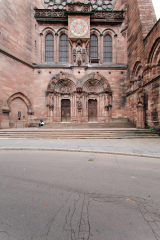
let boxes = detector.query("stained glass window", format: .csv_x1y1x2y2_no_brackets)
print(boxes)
90,34,98,59
60,34,68,62
45,34,54,62
104,34,112,62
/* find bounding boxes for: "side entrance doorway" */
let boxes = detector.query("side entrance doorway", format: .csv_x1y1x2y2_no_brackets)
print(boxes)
61,99,71,122
88,99,97,122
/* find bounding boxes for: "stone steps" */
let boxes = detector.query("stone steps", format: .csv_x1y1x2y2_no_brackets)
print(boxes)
43,122,136,129
0,129,158,139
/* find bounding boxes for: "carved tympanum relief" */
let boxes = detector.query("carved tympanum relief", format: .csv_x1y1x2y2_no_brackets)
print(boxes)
55,79,75,93
83,79,104,93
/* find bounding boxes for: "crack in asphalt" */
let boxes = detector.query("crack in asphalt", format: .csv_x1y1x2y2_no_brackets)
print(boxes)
91,194,160,240
43,192,74,240
0,231,10,240
42,193,160,240
1,191,159,240
136,198,160,240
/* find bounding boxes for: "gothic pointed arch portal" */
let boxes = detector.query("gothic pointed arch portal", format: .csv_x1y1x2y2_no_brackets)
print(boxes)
46,72,112,123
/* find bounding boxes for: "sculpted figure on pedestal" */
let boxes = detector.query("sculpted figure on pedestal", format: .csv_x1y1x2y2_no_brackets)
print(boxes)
136,88,145,129
77,45,82,66
105,94,112,111
75,39,86,66
47,93,54,110
137,88,144,105
77,98,82,112
73,49,76,62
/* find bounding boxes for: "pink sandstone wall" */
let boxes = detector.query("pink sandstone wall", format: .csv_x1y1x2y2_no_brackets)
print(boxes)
0,0,36,127
127,0,156,75
126,21,160,127
0,54,33,128
0,0,33,63
0,0,159,128
32,68,128,121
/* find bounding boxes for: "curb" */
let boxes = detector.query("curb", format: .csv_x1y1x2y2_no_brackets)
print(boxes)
0,148,160,159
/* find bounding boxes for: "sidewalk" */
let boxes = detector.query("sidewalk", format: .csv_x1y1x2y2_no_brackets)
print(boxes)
0,138,160,158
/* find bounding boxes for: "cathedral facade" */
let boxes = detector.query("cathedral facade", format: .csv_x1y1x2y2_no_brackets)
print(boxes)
0,0,159,128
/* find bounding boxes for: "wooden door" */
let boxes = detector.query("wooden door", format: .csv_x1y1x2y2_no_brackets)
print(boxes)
61,99,71,122
88,99,97,122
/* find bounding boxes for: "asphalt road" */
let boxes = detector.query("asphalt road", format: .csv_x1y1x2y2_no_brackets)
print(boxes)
0,151,160,240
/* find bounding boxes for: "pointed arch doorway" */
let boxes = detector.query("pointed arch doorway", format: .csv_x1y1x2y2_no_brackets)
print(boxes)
88,99,97,122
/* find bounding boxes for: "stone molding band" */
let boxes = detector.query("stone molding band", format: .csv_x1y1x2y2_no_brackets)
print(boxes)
35,9,124,20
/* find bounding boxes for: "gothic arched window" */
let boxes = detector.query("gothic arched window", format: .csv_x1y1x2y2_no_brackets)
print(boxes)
90,34,98,59
104,34,112,62
45,33,54,62
60,34,68,62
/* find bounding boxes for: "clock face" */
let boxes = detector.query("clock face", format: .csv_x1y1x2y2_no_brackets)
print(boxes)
70,19,88,37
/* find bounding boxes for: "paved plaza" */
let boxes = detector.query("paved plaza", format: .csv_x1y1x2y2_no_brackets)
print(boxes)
0,138,160,158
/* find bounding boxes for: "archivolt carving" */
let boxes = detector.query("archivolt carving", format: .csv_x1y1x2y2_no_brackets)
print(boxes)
47,72,111,95
81,72,111,93
148,38,160,65
83,79,103,93
47,72,77,93
55,79,75,93
132,61,143,87
152,43,160,65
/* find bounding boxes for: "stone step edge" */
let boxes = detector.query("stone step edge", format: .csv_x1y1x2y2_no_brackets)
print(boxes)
0,129,148,132
0,148,159,159
0,136,159,139
0,133,157,136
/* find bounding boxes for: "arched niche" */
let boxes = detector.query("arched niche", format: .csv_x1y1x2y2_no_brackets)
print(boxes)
5,92,33,127
7,92,33,115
